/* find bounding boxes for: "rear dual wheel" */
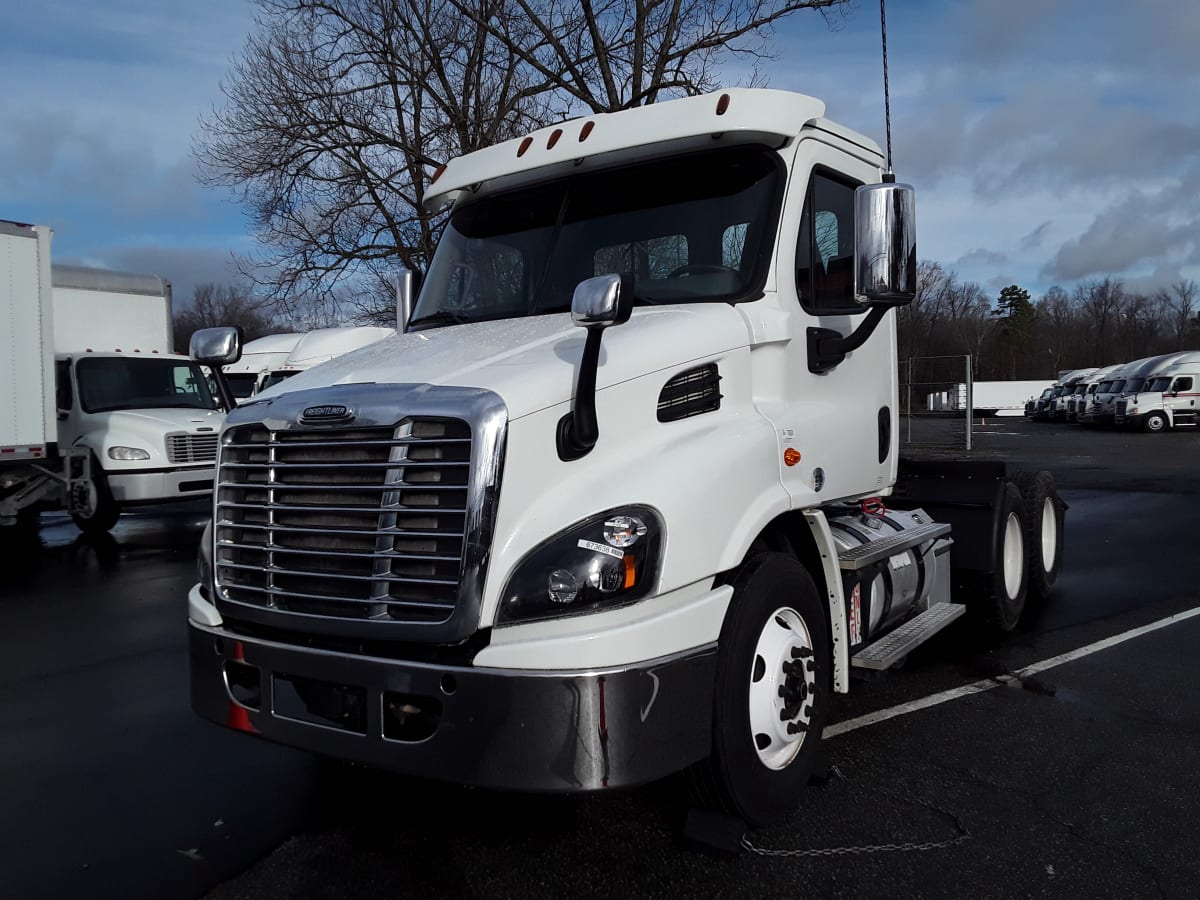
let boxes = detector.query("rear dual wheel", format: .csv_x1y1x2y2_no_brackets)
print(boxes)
1012,470,1065,601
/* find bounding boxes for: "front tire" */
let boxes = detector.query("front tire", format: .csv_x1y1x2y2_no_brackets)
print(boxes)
1143,411,1168,433
70,461,121,534
696,553,830,827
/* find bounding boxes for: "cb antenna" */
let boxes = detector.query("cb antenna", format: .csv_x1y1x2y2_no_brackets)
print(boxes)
879,0,895,183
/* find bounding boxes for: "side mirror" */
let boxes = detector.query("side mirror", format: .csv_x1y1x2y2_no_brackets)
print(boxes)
190,326,243,366
571,273,634,328
854,182,917,306
558,273,634,460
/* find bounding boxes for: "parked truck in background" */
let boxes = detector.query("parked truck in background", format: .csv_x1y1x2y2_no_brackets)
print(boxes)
187,89,1066,826
1115,351,1200,432
1066,364,1120,423
222,333,303,403
256,326,395,393
1,220,226,537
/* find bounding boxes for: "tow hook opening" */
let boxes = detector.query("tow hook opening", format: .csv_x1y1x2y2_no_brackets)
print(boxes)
223,660,262,710
383,692,442,742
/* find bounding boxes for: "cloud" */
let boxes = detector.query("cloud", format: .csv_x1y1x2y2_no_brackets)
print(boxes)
56,245,245,307
956,248,1008,268
1020,221,1052,252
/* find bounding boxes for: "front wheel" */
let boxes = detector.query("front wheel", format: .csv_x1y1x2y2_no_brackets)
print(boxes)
694,553,830,826
1143,411,1168,433
70,461,121,534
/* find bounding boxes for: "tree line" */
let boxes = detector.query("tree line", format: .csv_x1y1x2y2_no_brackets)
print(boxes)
900,262,1200,381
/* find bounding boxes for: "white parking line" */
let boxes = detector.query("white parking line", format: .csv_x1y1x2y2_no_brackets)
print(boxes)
825,605,1200,738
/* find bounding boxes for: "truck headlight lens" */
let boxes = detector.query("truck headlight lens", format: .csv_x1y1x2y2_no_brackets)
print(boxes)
498,506,663,625
108,446,151,460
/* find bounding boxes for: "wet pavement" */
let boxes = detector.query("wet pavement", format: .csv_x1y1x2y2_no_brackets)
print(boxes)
1,421,1198,899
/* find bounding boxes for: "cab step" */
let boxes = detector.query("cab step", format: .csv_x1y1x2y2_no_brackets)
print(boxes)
850,602,966,670
836,521,951,571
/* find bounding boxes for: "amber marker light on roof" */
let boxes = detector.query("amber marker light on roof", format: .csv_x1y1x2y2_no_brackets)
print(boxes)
430,163,447,183
547,128,563,149
716,93,731,115
517,137,533,157
579,121,594,141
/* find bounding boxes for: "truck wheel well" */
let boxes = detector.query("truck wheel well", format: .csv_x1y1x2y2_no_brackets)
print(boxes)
716,513,831,630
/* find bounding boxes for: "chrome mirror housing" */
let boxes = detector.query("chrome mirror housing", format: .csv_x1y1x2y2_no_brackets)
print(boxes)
189,326,242,366
571,273,634,329
854,182,917,306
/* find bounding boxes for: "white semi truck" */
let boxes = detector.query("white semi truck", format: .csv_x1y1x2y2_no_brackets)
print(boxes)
0,220,225,536
257,326,395,393
222,333,303,403
1114,351,1200,432
187,90,1065,825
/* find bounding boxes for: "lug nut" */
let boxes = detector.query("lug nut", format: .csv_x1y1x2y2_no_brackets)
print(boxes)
787,721,809,735
791,646,813,659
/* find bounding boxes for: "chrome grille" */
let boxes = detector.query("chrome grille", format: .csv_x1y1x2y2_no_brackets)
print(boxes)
167,432,219,464
1116,399,1129,416
214,418,473,625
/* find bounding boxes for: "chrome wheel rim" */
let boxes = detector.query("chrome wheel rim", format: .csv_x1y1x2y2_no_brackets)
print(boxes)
1002,511,1024,599
1040,497,1057,573
748,607,816,770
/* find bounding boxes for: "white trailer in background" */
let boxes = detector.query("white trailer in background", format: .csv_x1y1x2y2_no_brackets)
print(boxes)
925,380,1053,416
221,333,303,402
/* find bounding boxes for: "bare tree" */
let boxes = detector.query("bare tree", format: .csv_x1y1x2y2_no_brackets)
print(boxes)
1154,279,1199,346
459,0,849,111
173,284,277,352
197,0,560,319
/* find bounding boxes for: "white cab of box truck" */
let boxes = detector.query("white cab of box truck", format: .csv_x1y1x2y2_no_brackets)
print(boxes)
222,333,304,403
51,264,225,531
257,326,395,393
1114,351,1200,432
187,89,1067,826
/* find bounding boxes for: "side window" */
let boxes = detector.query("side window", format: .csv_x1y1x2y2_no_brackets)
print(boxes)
1174,376,1193,393
796,170,860,313
55,359,73,411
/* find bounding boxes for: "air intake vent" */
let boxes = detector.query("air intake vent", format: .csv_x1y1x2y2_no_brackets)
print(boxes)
657,364,722,423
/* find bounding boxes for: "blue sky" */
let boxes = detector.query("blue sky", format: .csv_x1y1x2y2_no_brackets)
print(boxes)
2,0,1199,307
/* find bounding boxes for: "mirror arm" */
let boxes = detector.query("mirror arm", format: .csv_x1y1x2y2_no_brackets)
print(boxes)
210,367,237,412
556,326,604,461
806,305,890,374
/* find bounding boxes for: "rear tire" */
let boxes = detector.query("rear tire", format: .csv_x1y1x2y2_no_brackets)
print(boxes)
1012,470,1064,600
968,482,1029,633
692,553,830,827
70,461,121,534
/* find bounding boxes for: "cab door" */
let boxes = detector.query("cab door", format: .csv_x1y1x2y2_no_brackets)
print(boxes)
1168,375,1197,426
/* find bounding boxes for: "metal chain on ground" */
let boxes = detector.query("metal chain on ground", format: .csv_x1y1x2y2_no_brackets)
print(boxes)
741,764,971,858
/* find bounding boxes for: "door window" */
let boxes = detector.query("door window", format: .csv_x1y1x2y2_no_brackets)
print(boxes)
1172,376,1193,393
796,170,861,314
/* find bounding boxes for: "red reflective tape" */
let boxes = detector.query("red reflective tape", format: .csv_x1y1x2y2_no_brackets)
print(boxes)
227,703,259,733
231,640,245,661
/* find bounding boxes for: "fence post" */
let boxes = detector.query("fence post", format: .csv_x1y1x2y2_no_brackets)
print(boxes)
965,354,973,452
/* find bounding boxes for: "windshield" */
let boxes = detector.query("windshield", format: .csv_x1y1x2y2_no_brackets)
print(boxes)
1122,377,1143,393
1073,385,1088,394
1147,376,1172,392
1107,379,1126,393
226,373,258,400
410,147,784,328
262,370,300,391
77,357,217,413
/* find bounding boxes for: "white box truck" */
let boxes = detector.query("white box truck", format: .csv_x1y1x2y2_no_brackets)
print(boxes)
1,221,226,536
187,90,1066,826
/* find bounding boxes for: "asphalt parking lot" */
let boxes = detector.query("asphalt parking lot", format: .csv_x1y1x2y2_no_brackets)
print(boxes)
2,419,1198,899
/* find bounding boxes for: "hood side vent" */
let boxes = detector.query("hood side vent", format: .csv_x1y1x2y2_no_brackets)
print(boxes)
658,363,722,423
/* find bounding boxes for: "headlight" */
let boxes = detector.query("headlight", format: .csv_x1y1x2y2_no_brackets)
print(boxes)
197,520,214,597
498,506,663,625
108,446,151,460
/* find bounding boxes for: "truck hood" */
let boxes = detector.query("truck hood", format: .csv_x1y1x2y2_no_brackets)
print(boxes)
253,307,751,419
69,407,223,466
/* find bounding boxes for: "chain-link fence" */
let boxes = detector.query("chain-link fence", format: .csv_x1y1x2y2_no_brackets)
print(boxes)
898,355,973,452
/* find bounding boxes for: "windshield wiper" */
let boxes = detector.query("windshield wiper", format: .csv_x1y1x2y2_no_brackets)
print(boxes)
407,311,473,330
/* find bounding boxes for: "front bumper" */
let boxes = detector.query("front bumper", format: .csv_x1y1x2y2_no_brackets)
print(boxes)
189,620,716,791
108,465,214,502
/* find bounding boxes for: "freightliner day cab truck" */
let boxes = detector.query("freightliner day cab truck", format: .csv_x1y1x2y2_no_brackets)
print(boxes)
0,220,225,536
188,90,1066,826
